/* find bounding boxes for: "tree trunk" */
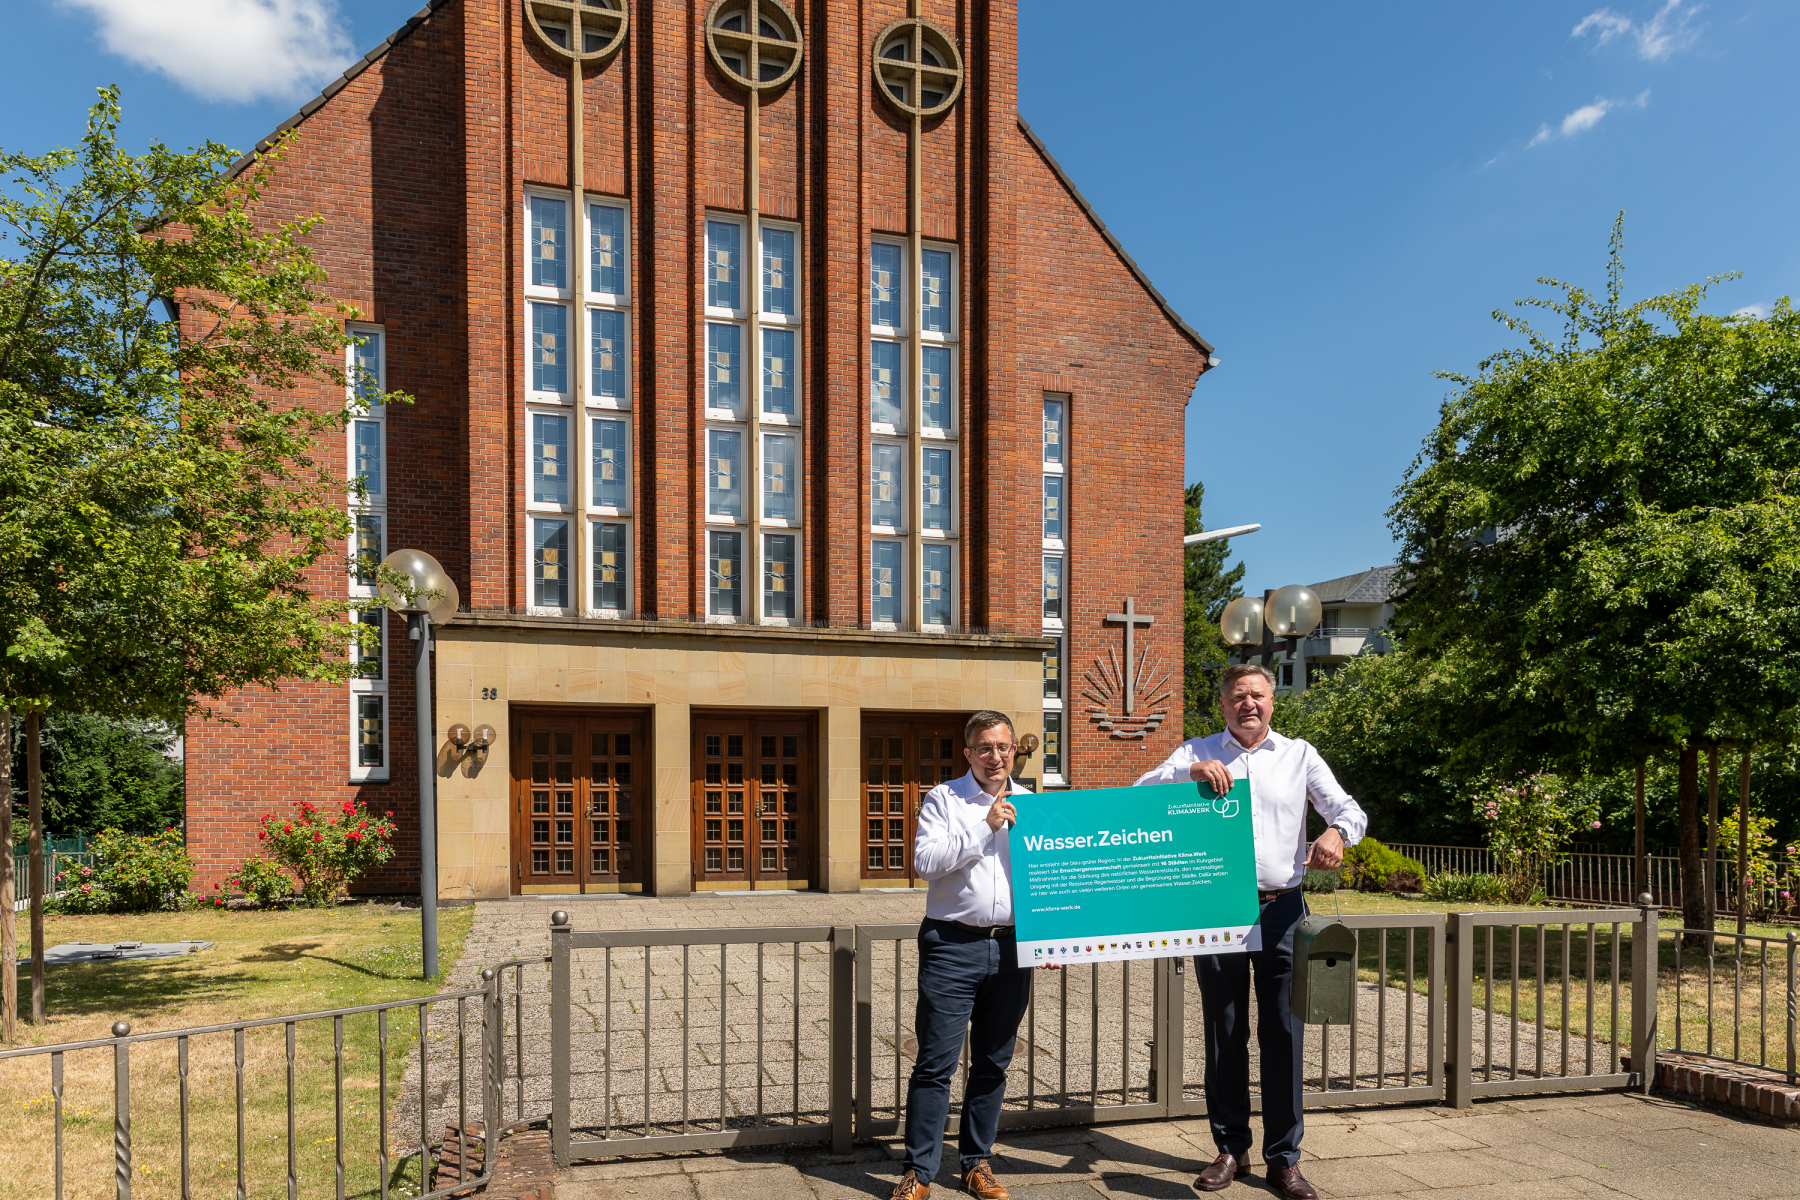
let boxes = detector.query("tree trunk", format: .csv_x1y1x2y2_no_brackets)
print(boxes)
27,711,43,1025
1677,744,1707,948
1,710,14,1044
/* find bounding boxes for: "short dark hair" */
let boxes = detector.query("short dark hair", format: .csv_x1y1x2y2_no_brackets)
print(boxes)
964,710,1015,747
1219,663,1277,696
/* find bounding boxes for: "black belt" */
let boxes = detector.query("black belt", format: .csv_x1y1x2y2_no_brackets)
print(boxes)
945,919,1015,938
1258,887,1298,903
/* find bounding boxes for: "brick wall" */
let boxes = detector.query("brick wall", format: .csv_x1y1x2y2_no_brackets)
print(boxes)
185,0,1209,891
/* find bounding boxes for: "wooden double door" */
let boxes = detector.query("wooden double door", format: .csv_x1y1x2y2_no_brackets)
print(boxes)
511,711,644,894
862,715,968,885
689,714,815,889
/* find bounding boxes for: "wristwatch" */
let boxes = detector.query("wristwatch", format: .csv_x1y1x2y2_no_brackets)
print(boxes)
1328,824,1349,842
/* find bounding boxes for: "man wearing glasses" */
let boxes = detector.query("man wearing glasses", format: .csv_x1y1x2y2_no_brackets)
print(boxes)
890,710,1048,1200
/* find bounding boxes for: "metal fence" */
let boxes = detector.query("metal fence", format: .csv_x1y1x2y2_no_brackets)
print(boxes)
0,957,544,1200
31,899,1800,1195
1389,842,1800,917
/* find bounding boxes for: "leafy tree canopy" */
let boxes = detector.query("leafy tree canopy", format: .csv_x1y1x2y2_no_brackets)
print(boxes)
7,714,182,839
1389,218,1800,777
0,88,407,724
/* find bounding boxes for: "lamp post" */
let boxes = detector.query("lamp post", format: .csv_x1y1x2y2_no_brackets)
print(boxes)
379,549,458,980
1218,584,1324,671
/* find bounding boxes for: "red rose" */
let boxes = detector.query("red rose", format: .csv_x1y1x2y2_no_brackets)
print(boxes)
282,823,293,834
385,811,394,818
313,832,323,843
343,802,356,813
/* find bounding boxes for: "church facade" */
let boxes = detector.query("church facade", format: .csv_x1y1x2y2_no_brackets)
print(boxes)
185,0,1212,899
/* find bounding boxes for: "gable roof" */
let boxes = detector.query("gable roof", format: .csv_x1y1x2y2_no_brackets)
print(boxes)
226,0,453,178
1309,565,1401,605
1016,117,1214,358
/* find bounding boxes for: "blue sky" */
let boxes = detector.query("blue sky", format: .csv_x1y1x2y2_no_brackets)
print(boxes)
5,1,1797,596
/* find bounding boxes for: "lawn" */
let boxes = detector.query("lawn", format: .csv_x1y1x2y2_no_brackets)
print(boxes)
2,902,476,1200
1312,890,1796,1078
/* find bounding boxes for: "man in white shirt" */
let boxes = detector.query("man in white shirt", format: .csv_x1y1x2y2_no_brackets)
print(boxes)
1135,663,1366,1200
891,710,1048,1200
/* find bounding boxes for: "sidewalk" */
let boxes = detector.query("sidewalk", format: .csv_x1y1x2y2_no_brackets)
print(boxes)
558,1091,1800,1200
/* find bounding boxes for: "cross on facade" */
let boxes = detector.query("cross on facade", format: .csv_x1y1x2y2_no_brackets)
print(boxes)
1105,598,1155,716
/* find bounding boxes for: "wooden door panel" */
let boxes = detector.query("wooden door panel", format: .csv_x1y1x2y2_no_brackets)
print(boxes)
861,715,968,884
691,715,814,889
512,710,645,894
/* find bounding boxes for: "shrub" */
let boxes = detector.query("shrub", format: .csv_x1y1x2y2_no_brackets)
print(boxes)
1421,870,1511,904
257,801,397,907
1341,837,1428,895
1473,773,1595,904
1302,869,1341,894
52,827,194,913
220,856,295,908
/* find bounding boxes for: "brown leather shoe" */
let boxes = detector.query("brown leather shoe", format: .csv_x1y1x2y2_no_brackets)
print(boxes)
1267,1165,1318,1200
961,1160,1007,1200
890,1170,931,1200
1196,1153,1246,1192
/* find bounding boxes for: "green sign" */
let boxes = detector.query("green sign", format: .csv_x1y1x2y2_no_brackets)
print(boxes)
1010,779,1262,964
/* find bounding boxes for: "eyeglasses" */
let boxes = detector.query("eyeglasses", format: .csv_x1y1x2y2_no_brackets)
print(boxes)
970,744,1016,759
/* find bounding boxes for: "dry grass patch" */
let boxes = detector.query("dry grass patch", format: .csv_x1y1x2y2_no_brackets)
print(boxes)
2,902,475,1200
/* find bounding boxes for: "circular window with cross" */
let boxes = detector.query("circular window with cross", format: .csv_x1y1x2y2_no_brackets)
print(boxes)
705,0,803,93
524,0,629,64
872,17,963,119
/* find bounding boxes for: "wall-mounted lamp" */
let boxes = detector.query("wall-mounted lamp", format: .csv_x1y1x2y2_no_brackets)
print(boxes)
448,723,497,756
1013,733,1040,761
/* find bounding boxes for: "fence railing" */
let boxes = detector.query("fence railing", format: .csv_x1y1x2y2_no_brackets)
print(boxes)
1389,842,1800,918
25,899,1799,1196
10,849,96,912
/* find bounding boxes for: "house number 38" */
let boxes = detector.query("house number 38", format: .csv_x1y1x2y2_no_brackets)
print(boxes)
481,687,500,700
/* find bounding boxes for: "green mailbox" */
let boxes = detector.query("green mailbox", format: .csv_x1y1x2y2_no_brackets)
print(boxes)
1290,915,1357,1025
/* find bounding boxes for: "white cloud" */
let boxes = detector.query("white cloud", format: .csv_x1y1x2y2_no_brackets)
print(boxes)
60,0,356,104
1733,304,1768,318
1573,1,1702,62
1527,89,1650,148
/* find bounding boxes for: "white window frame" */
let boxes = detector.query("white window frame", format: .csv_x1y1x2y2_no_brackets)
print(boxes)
1042,391,1071,788
528,515,574,616
919,540,955,632
346,323,389,781
870,538,906,630
589,517,632,619
919,443,956,538
760,529,802,626
870,438,907,534
523,188,576,406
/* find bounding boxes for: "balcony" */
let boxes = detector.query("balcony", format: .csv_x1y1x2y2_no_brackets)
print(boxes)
1301,627,1387,659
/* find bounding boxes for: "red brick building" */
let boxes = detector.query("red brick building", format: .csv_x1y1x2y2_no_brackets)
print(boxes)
186,0,1212,899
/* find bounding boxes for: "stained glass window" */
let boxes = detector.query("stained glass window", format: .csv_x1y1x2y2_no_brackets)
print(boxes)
708,530,742,617
764,533,796,619
1044,396,1065,465
531,196,567,290
353,608,383,680
708,429,742,519
351,331,382,405
534,518,569,608
763,433,796,521
870,341,903,426
592,417,629,509
591,308,626,400
354,513,382,585
921,248,952,333
1043,556,1063,621
921,345,951,429
871,443,903,528
706,220,741,310
353,420,381,495
762,327,796,416
358,696,385,767
870,242,903,328
590,203,626,295
872,540,903,625
706,323,741,413
531,303,568,394
594,521,628,613
922,447,951,531
1043,475,1063,541
532,413,568,506
922,542,952,627
1043,636,1062,700
762,226,795,315
1043,713,1062,777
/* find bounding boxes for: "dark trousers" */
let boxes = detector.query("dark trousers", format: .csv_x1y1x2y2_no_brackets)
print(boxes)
1195,887,1307,1170
902,918,1033,1183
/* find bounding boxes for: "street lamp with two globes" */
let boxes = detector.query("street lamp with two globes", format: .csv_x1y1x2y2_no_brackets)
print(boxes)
377,548,458,979
1219,584,1324,671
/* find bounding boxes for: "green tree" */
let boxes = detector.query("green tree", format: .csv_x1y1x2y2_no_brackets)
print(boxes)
1388,218,1800,935
0,88,406,1024
8,714,183,837
1183,481,1246,736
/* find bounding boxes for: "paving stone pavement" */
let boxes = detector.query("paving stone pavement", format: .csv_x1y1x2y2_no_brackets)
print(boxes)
396,894,1636,1159
556,1091,1800,1200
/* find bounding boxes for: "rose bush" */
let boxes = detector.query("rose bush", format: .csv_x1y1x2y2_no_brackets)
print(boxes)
1473,773,1596,904
221,856,295,908
255,801,396,907
53,827,194,913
